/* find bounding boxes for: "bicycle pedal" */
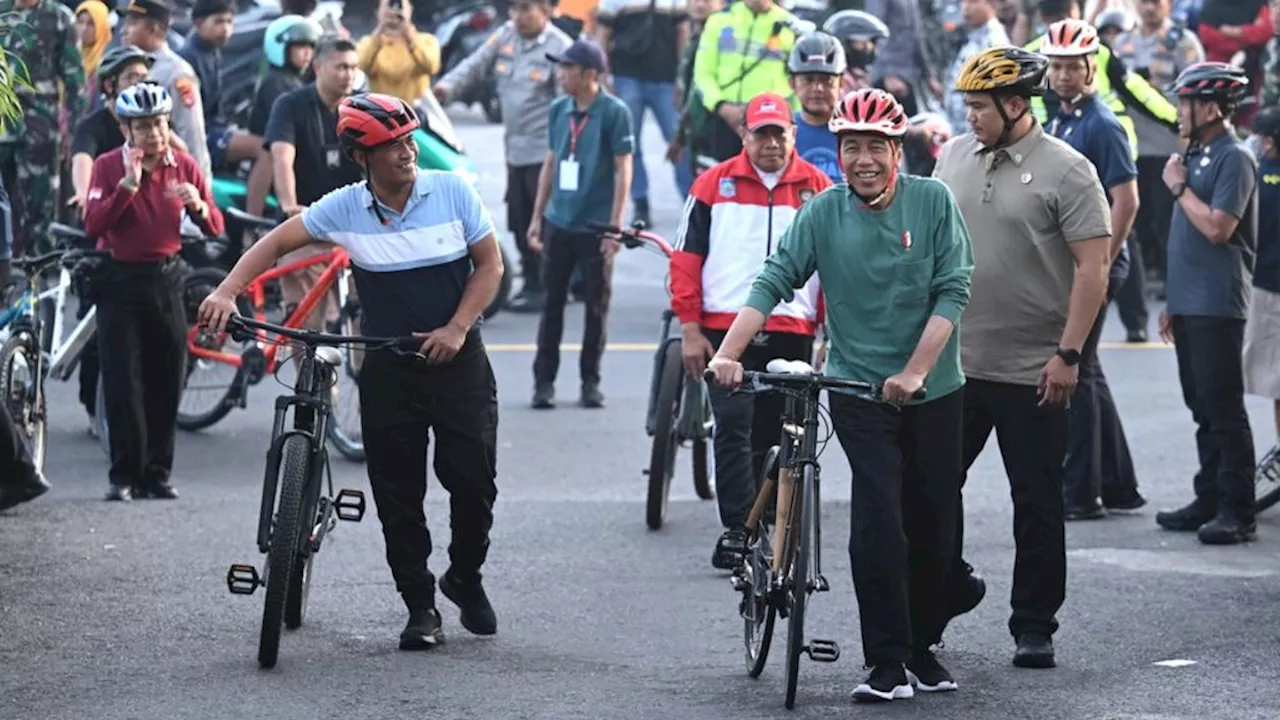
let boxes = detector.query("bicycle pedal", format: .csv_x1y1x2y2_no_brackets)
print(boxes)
730,569,751,593
814,574,830,592
806,639,840,663
334,488,366,522
226,563,261,595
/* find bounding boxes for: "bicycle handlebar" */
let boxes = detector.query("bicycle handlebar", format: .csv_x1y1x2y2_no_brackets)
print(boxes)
225,314,423,354
585,221,674,258
702,366,926,402
13,247,113,273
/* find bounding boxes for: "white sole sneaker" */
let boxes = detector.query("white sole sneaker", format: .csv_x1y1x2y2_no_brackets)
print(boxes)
907,668,959,692
852,682,914,703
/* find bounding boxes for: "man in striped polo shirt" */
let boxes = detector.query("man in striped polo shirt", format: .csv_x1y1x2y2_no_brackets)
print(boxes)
199,94,506,651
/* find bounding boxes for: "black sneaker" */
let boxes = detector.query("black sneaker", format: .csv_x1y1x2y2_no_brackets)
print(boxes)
438,572,498,635
1103,493,1147,511
1156,501,1215,532
0,472,51,512
711,528,748,570
906,650,958,692
948,562,986,619
853,663,914,703
580,383,605,408
1197,514,1256,545
532,383,555,409
399,607,445,650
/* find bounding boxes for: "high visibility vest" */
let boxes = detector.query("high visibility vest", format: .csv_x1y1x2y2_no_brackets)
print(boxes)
693,2,798,112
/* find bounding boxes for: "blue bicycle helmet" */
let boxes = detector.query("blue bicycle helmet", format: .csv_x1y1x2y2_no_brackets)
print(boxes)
264,15,324,69
115,82,173,118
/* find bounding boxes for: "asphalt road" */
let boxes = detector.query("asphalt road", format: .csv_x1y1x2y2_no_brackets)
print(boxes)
3,107,1280,720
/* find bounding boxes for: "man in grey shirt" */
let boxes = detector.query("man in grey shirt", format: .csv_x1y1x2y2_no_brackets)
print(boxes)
122,0,213,180
434,0,572,313
1156,62,1259,545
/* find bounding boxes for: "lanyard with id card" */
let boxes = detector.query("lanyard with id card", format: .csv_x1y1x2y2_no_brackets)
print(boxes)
559,113,588,192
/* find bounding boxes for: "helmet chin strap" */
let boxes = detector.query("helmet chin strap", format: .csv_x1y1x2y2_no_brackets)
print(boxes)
989,92,1030,149
1184,102,1225,155
854,165,898,209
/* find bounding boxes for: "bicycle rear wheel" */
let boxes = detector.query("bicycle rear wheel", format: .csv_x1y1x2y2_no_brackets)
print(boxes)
326,301,364,462
1256,444,1280,513
178,267,253,431
646,341,683,530
259,434,311,669
743,495,777,677
692,382,715,500
0,331,47,474
94,373,110,457
784,464,815,710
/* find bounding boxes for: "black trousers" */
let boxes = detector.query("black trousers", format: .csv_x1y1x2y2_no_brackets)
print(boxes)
1171,315,1256,521
79,336,99,417
1114,244,1149,332
1064,279,1140,507
0,395,38,486
505,163,543,293
1135,157,1172,284
96,259,187,489
703,328,812,529
533,222,613,387
832,388,963,665
955,378,1068,639
359,335,499,609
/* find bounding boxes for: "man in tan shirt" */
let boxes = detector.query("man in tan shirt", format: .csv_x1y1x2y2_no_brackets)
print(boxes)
357,0,441,104
932,45,1111,671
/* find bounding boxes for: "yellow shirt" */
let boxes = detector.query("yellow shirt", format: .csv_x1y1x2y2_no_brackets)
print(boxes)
357,32,442,104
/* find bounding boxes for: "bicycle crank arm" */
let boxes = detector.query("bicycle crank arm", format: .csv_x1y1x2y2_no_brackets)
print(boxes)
226,563,262,595
806,639,840,663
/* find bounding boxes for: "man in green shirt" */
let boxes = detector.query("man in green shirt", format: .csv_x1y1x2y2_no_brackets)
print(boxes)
707,88,974,703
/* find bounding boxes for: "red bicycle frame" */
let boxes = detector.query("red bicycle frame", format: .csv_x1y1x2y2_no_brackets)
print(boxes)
188,246,351,371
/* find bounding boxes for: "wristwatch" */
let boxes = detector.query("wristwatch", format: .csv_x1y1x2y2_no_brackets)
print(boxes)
1055,347,1081,366
1170,181,1186,199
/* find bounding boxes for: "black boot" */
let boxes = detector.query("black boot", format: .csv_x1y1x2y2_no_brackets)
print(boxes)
1155,500,1215,532
399,607,444,650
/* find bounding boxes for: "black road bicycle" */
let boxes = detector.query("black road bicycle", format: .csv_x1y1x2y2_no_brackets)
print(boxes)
588,221,714,530
714,359,923,710
221,314,421,669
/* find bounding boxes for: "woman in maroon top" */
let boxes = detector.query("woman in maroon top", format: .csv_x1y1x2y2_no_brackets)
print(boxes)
83,82,224,502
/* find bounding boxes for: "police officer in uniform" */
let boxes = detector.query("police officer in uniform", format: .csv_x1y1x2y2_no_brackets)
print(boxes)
122,0,213,180
432,0,572,314
0,0,86,256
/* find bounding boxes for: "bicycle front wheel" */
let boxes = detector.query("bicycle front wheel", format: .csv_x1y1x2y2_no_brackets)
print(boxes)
784,464,816,710
0,331,47,474
259,434,311,669
646,340,683,530
178,267,253,431
1256,445,1280,514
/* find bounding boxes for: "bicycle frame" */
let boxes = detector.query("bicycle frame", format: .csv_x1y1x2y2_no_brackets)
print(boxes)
187,246,352,375
770,391,823,585
7,264,97,383
256,346,336,554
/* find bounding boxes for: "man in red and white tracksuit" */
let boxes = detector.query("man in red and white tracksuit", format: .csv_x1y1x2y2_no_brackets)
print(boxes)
670,91,832,570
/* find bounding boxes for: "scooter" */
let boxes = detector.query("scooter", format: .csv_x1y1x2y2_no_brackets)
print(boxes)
435,1,502,123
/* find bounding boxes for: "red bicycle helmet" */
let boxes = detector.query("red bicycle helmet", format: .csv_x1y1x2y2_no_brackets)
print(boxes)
1042,19,1100,56
337,93,420,151
828,88,908,137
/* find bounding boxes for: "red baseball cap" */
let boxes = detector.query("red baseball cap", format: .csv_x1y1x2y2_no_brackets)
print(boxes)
745,93,793,131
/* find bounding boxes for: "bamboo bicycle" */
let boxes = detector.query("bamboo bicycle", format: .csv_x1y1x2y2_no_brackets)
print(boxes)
716,359,922,710
180,208,365,461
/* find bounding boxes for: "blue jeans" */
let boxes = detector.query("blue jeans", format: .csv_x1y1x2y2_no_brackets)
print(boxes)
612,75,679,201
675,147,694,199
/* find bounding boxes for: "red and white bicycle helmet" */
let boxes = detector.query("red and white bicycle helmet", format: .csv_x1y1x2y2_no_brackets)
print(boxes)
337,92,420,152
1042,19,1100,57
828,88,908,137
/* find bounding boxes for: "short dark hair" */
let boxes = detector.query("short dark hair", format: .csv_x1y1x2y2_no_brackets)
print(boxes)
1037,0,1078,20
315,37,358,62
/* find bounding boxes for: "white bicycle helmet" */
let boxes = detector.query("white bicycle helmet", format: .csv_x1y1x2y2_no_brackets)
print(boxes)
1042,19,1101,57
115,81,173,118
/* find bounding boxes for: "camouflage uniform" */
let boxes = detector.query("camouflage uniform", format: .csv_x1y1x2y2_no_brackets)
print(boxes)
0,0,86,256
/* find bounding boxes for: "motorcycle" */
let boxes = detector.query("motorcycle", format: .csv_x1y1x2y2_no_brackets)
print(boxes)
435,1,502,123
209,91,513,319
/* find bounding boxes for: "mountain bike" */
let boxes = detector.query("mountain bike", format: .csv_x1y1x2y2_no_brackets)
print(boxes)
716,359,922,710
181,208,366,462
587,221,714,530
0,227,114,468
1255,445,1280,514
221,314,422,669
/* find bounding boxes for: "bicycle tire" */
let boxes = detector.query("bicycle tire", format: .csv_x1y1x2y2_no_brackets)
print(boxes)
326,303,365,462
94,372,110,458
692,386,714,500
647,341,683,530
284,465,322,630
177,267,254,431
258,434,311,669
744,480,777,677
0,332,47,475
784,464,815,710
1255,445,1280,513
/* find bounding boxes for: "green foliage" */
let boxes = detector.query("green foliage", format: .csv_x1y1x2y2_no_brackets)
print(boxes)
0,12,34,133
